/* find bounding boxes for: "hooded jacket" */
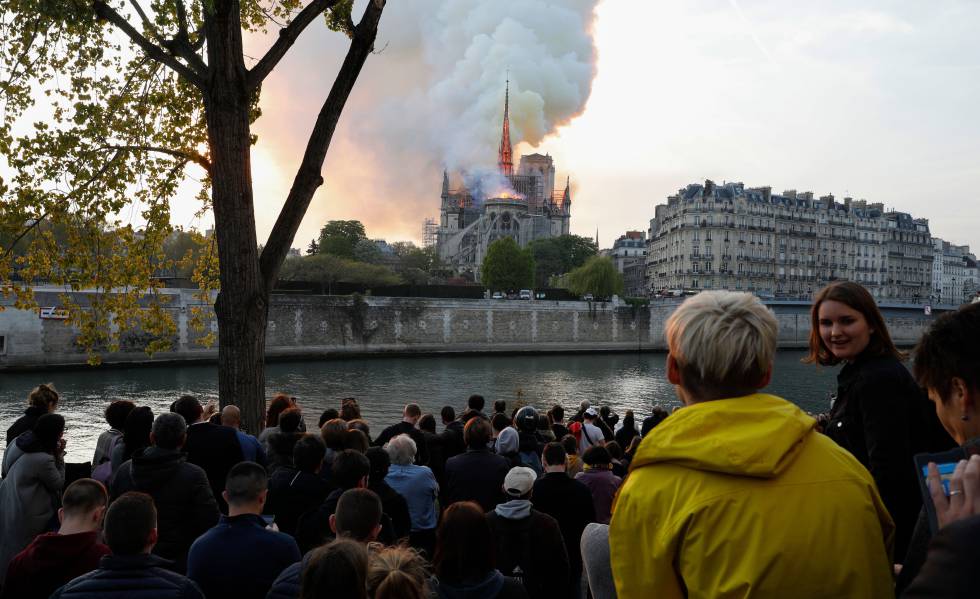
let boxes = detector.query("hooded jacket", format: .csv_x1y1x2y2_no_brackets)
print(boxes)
110,446,219,572
4,406,47,447
0,432,64,585
1,531,110,599
609,393,895,599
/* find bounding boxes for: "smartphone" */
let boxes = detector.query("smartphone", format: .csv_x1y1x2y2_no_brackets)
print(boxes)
914,447,977,534
261,515,275,526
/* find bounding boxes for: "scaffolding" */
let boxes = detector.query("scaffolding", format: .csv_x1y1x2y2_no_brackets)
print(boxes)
422,218,438,247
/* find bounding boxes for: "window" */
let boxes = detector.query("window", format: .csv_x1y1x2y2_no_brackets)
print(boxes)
0,335,5,356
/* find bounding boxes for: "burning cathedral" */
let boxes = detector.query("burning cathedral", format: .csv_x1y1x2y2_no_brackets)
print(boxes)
436,82,572,280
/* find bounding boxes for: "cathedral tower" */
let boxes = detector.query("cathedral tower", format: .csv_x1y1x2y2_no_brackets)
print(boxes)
497,79,514,176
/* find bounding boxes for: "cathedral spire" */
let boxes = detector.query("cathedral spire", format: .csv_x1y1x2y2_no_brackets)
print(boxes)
497,78,513,176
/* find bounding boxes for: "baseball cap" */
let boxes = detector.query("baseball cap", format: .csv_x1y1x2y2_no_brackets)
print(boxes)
584,407,598,418
503,466,537,497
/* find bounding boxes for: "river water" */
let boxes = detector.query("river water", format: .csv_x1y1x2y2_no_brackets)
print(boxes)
1,351,839,462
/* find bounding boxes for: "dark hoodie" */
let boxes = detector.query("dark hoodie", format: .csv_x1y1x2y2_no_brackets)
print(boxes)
5,406,48,446
1,531,109,599
431,571,529,599
109,446,219,572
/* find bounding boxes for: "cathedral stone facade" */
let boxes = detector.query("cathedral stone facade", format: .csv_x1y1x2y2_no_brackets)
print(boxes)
437,83,571,281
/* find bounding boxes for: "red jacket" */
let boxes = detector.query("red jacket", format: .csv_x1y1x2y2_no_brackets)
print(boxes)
2,531,109,599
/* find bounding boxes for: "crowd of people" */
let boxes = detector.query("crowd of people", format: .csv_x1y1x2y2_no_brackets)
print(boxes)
0,280,978,598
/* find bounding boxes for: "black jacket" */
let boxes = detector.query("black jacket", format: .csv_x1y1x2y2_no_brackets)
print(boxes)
903,514,980,598
5,406,47,447
445,449,510,512
424,430,448,491
265,467,332,537
485,508,569,598
373,421,429,466
183,421,244,513
531,472,597,578
50,553,204,599
430,571,530,599
265,557,305,599
110,447,219,572
293,488,397,553
369,479,412,541
441,420,466,459
824,354,954,560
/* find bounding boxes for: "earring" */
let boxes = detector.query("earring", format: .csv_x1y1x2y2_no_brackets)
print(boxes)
962,414,970,422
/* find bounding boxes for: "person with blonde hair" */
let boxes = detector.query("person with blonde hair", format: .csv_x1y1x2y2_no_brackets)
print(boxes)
609,291,895,598
367,545,429,599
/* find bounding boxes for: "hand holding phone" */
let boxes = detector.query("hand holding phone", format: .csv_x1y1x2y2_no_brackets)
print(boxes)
927,454,980,530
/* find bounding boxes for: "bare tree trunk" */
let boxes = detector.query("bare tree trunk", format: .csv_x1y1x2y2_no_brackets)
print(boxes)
205,1,267,434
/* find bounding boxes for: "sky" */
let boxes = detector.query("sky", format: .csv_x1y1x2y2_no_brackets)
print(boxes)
181,0,980,252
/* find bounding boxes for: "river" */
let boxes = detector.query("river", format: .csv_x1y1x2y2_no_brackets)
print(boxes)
1,351,839,462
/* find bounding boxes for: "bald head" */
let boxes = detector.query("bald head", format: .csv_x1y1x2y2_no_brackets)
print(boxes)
221,405,241,428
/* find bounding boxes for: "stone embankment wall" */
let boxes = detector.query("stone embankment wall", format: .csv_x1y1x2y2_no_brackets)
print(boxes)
0,288,940,370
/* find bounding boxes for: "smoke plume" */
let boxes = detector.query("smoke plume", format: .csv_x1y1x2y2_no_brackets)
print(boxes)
252,0,600,243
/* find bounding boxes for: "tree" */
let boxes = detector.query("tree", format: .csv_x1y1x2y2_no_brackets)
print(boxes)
279,253,401,293
566,256,624,299
306,239,319,256
528,234,597,286
481,237,534,292
352,238,383,264
318,220,367,259
0,0,388,433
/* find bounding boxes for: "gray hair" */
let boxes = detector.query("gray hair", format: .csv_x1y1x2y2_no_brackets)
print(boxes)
152,412,187,450
665,291,778,400
384,434,417,466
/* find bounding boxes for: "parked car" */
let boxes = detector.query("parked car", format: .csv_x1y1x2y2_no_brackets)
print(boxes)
518,289,532,300
582,293,594,301
491,291,504,299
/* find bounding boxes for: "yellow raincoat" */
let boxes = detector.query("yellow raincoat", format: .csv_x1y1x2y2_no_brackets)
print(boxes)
609,394,895,599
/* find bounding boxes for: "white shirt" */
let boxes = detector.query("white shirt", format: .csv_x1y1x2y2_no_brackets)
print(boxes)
579,421,603,453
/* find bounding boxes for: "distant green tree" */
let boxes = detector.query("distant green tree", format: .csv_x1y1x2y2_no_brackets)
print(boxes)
566,256,624,299
306,239,319,256
279,253,402,294
528,234,598,286
160,230,204,279
318,220,366,259
481,237,534,291
353,239,384,264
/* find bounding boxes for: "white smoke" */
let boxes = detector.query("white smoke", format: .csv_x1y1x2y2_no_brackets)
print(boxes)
252,0,600,242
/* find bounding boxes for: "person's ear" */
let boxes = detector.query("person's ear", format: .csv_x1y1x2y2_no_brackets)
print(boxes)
57,508,65,525
177,433,187,449
357,475,368,489
258,488,268,507
758,365,773,389
950,377,972,417
147,527,159,549
222,490,230,504
329,514,338,535
370,523,382,541
91,506,106,525
148,432,157,446
666,354,682,386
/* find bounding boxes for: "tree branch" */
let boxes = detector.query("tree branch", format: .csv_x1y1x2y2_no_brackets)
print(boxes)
128,0,162,42
92,0,207,90
246,0,340,91
100,144,211,172
259,0,386,291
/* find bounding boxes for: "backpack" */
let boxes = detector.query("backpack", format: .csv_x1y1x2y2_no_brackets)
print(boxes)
517,449,543,476
91,435,120,484
494,515,539,595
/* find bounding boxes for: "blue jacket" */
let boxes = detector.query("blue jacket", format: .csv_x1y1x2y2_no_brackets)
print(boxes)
187,514,300,599
265,555,308,599
50,553,204,599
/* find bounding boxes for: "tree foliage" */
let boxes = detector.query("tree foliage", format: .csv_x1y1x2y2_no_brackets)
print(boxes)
318,220,367,259
279,253,401,292
0,0,387,432
481,237,534,291
352,238,383,264
565,256,624,299
528,234,597,286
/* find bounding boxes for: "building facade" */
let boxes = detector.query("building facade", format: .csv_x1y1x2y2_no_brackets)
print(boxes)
931,238,978,305
645,180,943,302
436,83,571,280
603,231,647,297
